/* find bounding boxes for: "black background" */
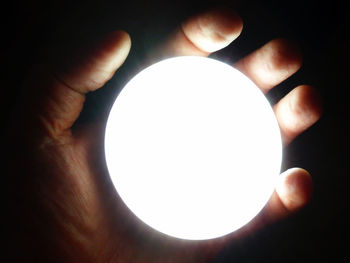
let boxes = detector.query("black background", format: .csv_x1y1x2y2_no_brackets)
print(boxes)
3,0,348,262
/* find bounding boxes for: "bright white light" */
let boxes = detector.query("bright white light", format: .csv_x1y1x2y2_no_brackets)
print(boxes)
105,56,282,240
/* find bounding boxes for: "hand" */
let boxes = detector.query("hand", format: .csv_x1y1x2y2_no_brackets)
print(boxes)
5,7,322,263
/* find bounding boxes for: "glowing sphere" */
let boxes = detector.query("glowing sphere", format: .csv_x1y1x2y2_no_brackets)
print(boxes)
105,56,282,240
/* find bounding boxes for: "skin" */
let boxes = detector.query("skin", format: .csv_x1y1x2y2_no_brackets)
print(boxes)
4,7,322,263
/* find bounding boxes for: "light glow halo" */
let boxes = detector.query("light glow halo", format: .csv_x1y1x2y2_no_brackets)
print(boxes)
105,56,282,240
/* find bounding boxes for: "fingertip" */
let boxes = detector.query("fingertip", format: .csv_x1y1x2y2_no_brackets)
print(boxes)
105,30,130,41
181,7,243,53
267,38,303,73
230,168,313,239
101,30,131,62
71,30,131,91
276,168,313,212
205,7,243,40
290,85,323,124
274,85,323,144
115,30,132,49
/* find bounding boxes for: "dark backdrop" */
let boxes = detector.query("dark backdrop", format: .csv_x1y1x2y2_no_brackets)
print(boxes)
3,0,348,262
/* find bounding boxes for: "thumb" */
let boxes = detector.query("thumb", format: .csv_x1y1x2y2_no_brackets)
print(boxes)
16,30,131,139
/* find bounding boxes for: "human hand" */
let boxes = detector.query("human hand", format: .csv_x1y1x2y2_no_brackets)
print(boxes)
5,7,322,263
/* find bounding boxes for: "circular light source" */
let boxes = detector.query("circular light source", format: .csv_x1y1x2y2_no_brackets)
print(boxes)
105,56,282,240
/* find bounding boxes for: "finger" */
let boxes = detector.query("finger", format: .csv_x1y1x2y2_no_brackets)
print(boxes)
234,38,302,93
274,168,314,213
152,7,243,60
232,167,313,239
274,85,323,145
19,31,131,137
